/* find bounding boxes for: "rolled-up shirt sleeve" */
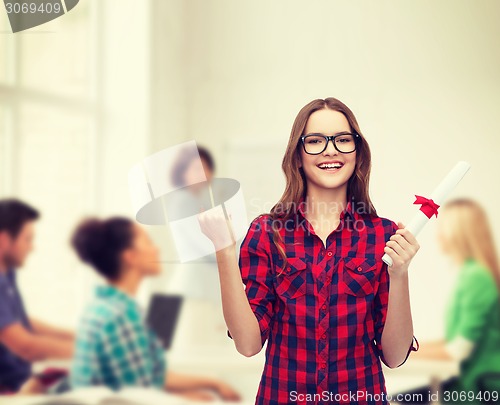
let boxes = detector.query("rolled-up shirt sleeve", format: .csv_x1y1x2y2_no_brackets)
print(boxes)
227,215,276,347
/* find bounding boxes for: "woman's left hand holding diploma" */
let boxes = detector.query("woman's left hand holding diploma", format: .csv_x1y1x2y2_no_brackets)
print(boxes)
383,222,420,278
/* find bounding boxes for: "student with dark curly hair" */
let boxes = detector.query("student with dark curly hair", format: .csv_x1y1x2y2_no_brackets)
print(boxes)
69,216,240,401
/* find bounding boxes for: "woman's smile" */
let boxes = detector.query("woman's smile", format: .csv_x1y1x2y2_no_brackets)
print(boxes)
316,160,344,173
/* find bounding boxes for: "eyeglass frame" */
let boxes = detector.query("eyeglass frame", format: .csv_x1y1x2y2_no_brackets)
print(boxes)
300,132,360,155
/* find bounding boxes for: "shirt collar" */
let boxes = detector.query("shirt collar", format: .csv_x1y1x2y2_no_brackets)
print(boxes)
95,284,135,306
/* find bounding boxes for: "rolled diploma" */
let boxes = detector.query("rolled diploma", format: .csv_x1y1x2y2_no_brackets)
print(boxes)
382,160,471,267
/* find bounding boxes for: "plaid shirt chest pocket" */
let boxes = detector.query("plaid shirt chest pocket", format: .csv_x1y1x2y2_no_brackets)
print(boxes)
341,256,378,297
274,257,308,300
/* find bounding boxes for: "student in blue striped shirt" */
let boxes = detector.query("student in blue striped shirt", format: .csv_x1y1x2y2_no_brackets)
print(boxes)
69,217,240,402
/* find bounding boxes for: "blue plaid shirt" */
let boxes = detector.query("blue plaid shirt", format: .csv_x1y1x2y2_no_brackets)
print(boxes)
70,285,166,390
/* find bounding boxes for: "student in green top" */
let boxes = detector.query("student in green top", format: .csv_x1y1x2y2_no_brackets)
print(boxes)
398,198,500,404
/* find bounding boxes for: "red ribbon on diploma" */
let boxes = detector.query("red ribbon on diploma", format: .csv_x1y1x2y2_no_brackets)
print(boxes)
414,195,440,218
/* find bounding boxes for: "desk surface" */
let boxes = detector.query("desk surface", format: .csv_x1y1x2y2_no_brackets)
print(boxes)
29,354,459,404
1,396,255,405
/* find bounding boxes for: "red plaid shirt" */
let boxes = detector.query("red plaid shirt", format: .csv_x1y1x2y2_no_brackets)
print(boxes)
228,197,419,404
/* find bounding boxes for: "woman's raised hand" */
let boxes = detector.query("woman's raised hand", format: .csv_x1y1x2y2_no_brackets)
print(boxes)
197,207,236,251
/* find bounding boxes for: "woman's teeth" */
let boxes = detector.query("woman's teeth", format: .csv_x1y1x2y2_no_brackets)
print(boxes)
318,163,343,171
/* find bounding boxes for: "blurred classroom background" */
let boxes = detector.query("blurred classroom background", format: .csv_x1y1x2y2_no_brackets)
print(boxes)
1,0,499,401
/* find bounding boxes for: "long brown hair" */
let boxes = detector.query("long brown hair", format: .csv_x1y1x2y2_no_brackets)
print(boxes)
265,97,377,274
439,198,500,294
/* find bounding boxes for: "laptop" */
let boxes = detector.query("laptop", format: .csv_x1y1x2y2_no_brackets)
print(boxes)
146,294,184,349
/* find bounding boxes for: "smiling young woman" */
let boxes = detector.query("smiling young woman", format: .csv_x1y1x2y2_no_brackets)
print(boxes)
198,97,420,405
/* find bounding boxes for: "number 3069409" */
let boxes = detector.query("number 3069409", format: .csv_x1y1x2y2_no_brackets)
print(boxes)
5,2,62,14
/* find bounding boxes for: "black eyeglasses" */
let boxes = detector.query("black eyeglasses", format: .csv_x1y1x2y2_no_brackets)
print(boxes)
300,133,359,155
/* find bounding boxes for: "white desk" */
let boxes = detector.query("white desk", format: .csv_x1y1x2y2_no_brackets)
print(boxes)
29,347,265,404
1,392,255,405
30,353,459,405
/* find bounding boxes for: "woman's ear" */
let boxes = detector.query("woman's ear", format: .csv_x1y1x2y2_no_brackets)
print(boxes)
120,247,135,269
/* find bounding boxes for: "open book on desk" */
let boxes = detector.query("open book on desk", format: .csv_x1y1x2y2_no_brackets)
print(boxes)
27,386,241,405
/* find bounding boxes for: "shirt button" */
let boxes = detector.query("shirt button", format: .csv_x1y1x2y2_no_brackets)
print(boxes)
321,362,327,369
322,333,327,339
321,304,327,311
327,251,333,257
357,266,363,272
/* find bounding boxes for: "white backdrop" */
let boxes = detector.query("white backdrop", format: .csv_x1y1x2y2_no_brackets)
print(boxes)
0,0,498,345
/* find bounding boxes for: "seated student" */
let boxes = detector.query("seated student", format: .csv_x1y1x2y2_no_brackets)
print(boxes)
0,199,74,394
69,217,241,402
396,198,500,404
